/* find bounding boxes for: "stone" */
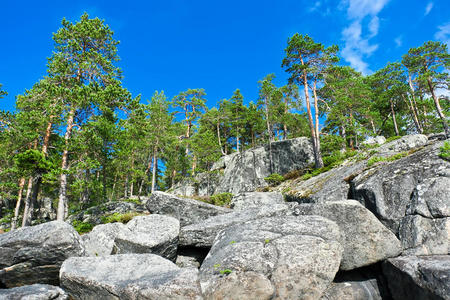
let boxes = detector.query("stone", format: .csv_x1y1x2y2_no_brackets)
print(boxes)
113,215,179,261
81,222,127,257
294,200,402,270
363,136,386,146
169,171,223,197
321,280,382,300
146,191,231,226
0,221,84,288
66,201,145,226
0,284,68,300
377,134,428,155
213,137,315,194
180,204,290,248
351,140,450,255
199,215,342,299
60,254,202,300
382,255,450,300
398,215,449,256
230,192,284,210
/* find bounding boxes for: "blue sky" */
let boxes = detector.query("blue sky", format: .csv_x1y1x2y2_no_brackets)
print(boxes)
1,0,449,112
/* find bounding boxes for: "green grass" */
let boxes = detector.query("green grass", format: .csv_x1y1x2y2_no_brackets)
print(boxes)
385,135,402,143
367,151,409,167
72,220,94,234
301,150,357,180
101,212,143,224
264,173,284,186
209,193,233,206
439,141,450,160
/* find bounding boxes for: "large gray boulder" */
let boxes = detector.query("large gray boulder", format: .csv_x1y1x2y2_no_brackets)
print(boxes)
199,215,342,300
377,134,428,156
362,136,386,146
169,171,223,197
0,221,84,288
0,284,68,300
294,200,402,270
230,192,284,210
81,222,127,257
214,137,315,194
60,254,202,300
180,204,290,248
146,191,231,226
113,215,180,261
321,280,382,300
351,140,450,255
67,201,145,225
382,255,450,300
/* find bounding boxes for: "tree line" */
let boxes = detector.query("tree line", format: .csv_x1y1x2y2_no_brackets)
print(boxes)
0,14,448,229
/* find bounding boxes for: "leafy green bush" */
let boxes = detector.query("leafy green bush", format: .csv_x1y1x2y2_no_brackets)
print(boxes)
320,135,346,156
264,173,284,186
209,193,233,206
101,212,142,224
439,141,450,160
367,151,409,167
385,136,401,143
72,220,94,234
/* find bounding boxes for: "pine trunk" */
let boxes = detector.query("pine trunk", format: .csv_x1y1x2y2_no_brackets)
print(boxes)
151,147,158,193
11,177,25,230
57,109,75,221
389,98,400,136
427,78,449,137
312,80,324,168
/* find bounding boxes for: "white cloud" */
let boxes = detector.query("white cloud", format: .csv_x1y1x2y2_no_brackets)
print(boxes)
424,2,433,16
309,1,321,12
340,0,390,74
394,36,402,47
435,22,450,47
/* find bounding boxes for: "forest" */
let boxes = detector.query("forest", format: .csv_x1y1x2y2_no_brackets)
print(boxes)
0,13,449,229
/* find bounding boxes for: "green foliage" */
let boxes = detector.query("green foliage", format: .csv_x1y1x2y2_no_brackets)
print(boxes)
439,141,450,160
264,173,284,186
72,220,94,234
101,212,143,224
209,193,233,207
367,151,409,167
219,269,233,275
385,136,401,143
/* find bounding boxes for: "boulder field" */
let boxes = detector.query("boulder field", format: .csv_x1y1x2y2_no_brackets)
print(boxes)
0,134,448,299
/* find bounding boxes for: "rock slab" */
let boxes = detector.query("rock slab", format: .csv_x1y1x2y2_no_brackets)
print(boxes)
0,221,84,288
60,254,202,300
146,191,231,226
199,215,343,299
0,284,68,300
230,192,284,210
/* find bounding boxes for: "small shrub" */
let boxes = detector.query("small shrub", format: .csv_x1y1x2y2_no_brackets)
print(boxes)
264,173,284,186
385,136,401,143
219,269,233,275
367,151,409,167
439,141,450,160
209,193,233,206
72,220,94,234
101,212,142,224
283,169,302,180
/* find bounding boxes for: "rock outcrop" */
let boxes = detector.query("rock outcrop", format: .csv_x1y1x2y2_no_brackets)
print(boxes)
81,222,126,257
294,200,402,270
230,192,284,210
382,255,450,300
0,284,68,299
113,214,180,261
351,140,450,255
321,280,383,300
199,215,343,299
60,254,202,299
0,221,84,288
180,204,290,248
146,191,231,226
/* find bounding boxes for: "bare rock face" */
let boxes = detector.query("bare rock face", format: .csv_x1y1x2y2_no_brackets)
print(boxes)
180,204,290,248
294,200,402,270
113,215,180,261
146,191,231,226
214,137,315,195
376,134,428,156
230,192,284,210
81,222,127,257
60,254,202,300
321,280,383,300
351,140,450,255
0,221,84,288
382,255,450,300
0,284,68,300
199,215,343,299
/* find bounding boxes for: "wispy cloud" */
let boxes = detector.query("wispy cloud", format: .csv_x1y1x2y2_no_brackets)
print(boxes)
394,36,402,47
435,22,450,47
340,0,390,74
424,2,433,16
308,1,322,12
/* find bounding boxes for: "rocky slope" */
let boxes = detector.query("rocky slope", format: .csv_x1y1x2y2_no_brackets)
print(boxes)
0,134,448,299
